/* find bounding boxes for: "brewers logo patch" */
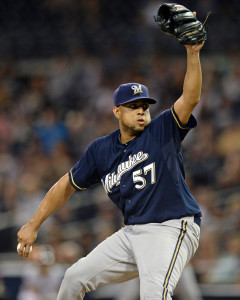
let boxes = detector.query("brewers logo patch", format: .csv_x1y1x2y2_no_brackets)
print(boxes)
131,84,143,95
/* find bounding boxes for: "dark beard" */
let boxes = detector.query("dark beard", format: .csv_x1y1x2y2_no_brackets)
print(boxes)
121,122,145,138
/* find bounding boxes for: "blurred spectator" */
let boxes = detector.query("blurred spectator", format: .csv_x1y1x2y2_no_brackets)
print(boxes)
206,234,240,284
222,193,240,233
34,106,69,155
216,150,240,188
17,244,63,300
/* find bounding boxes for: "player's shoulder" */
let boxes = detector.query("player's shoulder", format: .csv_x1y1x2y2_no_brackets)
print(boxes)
90,129,119,150
145,108,176,139
149,108,172,127
95,129,119,143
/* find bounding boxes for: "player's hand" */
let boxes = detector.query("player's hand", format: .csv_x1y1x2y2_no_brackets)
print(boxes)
185,41,205,53
17,222,38,258
184,12,205,53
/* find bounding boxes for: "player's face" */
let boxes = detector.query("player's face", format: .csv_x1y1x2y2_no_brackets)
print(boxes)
113,100,151,141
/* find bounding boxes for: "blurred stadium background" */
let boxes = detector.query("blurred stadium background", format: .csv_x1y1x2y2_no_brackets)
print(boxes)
0,0,240,299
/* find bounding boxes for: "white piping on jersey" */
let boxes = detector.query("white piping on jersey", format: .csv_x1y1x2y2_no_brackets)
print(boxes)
102,151,149,194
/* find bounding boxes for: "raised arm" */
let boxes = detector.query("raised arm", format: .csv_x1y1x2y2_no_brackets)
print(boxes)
17,173,75,258
174,42,204,124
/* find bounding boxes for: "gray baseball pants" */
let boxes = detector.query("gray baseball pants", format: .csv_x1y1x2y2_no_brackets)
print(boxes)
57,216,200,300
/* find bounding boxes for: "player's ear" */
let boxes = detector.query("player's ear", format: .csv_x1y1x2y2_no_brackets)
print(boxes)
113,106,120,119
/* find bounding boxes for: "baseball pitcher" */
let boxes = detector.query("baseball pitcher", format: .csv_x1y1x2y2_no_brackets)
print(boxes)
17,4,209,299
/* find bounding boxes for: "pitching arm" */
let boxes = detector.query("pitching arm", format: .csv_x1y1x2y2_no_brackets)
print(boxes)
17,173,75,258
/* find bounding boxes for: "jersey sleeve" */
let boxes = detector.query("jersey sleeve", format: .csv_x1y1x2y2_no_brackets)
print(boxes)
68,141,100,191
171,106,197,141
150,107,197,145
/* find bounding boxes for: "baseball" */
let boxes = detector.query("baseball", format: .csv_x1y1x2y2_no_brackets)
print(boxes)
17,243,33,255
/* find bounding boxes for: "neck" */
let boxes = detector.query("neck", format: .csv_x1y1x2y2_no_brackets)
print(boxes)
119,131,137,144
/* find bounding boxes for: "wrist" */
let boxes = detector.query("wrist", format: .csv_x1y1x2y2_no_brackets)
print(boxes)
28,219,40,231
186,50,200,65
186,47,200,56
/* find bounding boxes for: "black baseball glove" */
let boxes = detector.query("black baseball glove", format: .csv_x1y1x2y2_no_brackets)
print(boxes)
154,3,210,45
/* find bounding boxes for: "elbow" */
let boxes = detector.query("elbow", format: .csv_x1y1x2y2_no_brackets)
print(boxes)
183,94,201,108
194,96,201,105
190,96,200,110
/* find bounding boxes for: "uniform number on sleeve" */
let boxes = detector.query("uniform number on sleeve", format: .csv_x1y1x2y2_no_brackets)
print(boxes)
132,162,156,190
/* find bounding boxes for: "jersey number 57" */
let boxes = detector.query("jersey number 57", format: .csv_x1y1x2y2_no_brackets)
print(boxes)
133,162,156,190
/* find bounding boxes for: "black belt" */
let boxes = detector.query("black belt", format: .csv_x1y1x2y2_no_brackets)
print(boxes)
194,216,201,227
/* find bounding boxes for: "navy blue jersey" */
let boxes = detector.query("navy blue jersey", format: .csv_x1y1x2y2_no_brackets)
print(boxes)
69,107,201,225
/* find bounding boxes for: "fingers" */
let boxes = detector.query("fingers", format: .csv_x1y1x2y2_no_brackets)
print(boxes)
185,41,204,52
192,41,205,51
17,224,32,258
17,242,33,258
24,244,33,257
17,223,38,258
